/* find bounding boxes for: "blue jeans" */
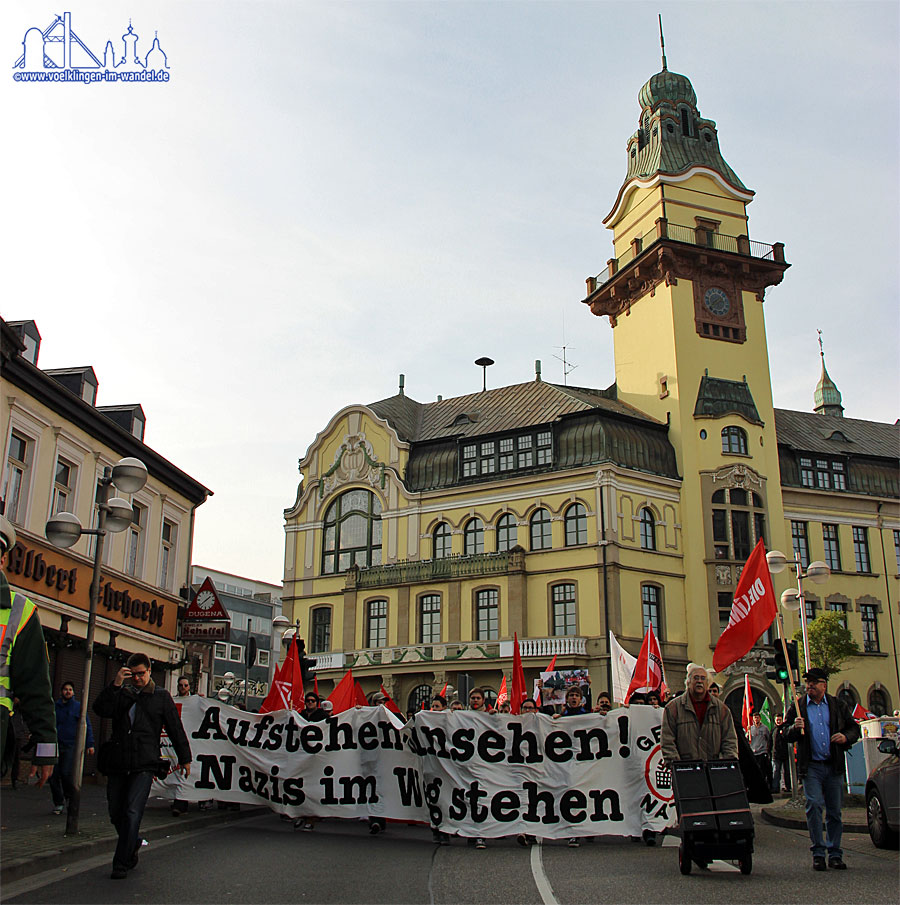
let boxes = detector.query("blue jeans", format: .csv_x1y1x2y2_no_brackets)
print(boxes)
106,771,154,870
803,761,843,859
771,757,791,792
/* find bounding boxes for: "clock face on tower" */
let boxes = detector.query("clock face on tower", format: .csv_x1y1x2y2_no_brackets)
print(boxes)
704,286,731,317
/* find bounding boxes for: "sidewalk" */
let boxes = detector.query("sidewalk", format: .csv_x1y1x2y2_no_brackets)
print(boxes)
761,792,868,833
0,779,263,884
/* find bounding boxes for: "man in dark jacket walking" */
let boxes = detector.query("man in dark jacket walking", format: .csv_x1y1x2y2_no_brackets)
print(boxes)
93,653,191,880
784,667,860,872
50,680,94,814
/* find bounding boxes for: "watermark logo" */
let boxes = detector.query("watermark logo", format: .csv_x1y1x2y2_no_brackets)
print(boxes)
12,12,170,83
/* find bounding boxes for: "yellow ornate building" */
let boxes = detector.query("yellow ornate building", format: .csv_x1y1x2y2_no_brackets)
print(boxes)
282,59,898,718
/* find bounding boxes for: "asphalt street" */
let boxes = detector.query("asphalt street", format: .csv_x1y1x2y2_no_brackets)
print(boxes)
4,809,897,905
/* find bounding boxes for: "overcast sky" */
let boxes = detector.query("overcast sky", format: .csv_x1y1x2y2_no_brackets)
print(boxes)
2,1,897,585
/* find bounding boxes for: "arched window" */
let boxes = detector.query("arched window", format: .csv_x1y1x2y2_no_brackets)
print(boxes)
433,522,451,559
310,607,331,653
837,686,858,712
419,594,441,644
530,508,552,550
564,504,587,547
475,588,499,640
639,508,656,550
322,489,382,574
496,513,516,552
642,584,661,637
551,583,576,636
868,688,890,717
464,518,484,556
721,426,748,455
408,684,433,715
365,599,387,649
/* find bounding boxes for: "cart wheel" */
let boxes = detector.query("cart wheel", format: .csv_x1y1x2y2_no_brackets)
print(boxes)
678,843,692,875
739,854,752,875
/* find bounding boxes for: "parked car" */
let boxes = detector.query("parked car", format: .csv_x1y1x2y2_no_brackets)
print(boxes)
865,738,899,849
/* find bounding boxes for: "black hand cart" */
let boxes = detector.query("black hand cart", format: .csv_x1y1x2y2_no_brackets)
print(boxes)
670,759,754,875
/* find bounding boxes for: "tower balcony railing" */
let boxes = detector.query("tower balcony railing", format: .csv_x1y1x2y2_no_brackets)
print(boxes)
587,217,784,293
352,551,513,589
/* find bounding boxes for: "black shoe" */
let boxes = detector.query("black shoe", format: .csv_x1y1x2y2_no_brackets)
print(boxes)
813,856,827,871
369,820,382,835
828,858,847,870
110,868,128,880
433,830,450,845
642,829,656,847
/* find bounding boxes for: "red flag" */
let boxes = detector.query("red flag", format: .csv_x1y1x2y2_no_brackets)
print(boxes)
713,539,777,672
259,637,304,713
379,684,402,715
353,681,369,707
852,703,874,722
497,676,508,706
624,623,667,703
328,669,356,714
742,674,754,730
546,654,557,673
314,675,319,696
438,683,448,698
511,632,528,714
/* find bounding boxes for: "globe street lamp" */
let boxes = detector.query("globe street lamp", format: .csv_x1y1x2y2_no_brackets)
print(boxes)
270,614,290,688
766,551,831,671
45,456,148,835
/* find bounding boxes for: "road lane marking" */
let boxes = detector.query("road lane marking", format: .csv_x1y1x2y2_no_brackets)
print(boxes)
530,839,559,905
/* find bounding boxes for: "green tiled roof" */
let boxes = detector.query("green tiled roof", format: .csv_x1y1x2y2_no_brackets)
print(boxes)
694,376,762,424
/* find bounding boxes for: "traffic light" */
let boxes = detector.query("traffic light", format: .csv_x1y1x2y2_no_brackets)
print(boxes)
295,637,317,685
785,640,799,674
773,649,789,683
764,652,781,682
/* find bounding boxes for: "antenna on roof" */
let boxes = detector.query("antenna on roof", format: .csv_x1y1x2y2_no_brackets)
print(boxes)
817,328,825,359
552,311,578,385
475,357,494,392
658,14,667,71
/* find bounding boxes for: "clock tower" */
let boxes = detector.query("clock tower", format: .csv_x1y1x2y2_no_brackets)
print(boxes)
582,52,791,658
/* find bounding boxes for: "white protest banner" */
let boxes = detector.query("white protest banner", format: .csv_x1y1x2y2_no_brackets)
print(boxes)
407,709,672,839
159,698,674,839
160,697,424,821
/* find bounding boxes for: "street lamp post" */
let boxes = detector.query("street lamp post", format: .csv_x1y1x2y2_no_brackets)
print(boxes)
270,614,290,689
45,457,148,835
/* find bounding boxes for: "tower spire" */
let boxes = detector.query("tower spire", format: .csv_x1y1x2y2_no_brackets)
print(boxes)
814,329,844,417
658,14,667,71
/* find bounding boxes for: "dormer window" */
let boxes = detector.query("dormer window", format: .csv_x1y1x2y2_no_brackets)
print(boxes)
680,108,690,136
459,429,553,480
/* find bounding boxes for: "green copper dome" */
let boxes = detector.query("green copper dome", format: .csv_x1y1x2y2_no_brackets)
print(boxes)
814,353,844,417
639,69,697,112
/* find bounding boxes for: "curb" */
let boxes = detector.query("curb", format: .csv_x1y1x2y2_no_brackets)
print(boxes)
0,806,266,885
761,806,868,834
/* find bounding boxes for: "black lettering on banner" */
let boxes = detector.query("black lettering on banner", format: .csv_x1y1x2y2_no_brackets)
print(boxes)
195,753,235,790
573,726,612,761
358,722,379,750
545,730,573,763
589,789,623,822
393,767,423,807
320,765,338,803
424,777,443,826
508,723,540,764
640,793,669,820
522,781,560,824
325,717,357,752
617,714,630,757
249,715,274,748
339,775,377,804
420,724,448,758
283,718,301,753
476,729,506,764
448,786,466,820
269,765,282,804
490,790,520,822
192,707,228,741
559,789,587,823
378,720,404,751
238,765,254,793
300,723,323,753
255,769,271,799
282,776,305,806
450,727,475,762
262,721,284,750
226,717,252,745
465,781,489,823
